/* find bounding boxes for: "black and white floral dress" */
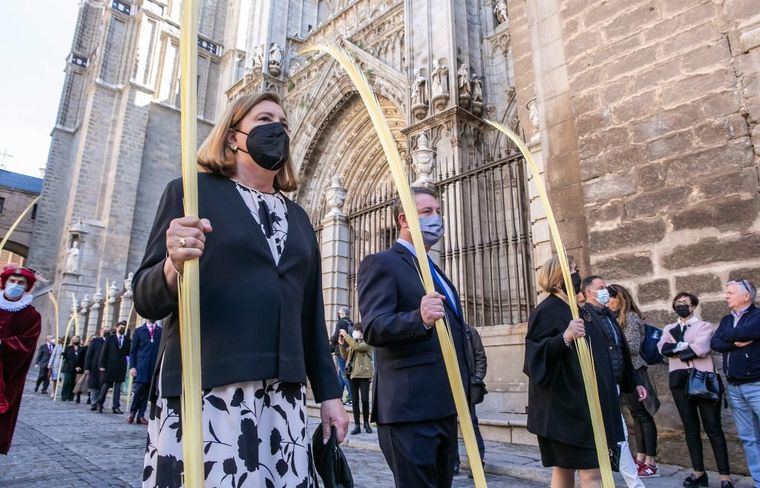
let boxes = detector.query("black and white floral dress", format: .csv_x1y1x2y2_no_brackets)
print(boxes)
143,185,317,488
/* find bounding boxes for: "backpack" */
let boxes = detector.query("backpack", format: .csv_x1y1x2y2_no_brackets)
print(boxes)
640,323,665,365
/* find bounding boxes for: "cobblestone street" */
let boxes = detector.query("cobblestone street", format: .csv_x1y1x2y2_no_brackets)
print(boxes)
0,375,540,487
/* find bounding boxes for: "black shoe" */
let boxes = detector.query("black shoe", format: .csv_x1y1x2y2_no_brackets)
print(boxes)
683,472,708,487
75,397,81,404
97,405,103,413
453,462,460,475
364,421,372,434
86,398,91,405
350,426,361,435
721,481,734,488
90,404,98,411
113,408,124,414
40,390,47,394
34,387,38,393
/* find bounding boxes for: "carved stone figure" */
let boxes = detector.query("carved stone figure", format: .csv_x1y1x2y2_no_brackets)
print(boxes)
458,63,471,97
472,75,483,102
123,272,134,298
64,240,80,274
268,43,283,76
252,44,264,69
431,60,449,98
411,68,429,120
494,0,508,25
288,63,300,77
526,97,540,142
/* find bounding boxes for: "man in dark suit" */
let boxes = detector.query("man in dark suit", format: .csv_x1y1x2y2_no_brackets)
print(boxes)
96,321,130,414
33,335,54,394
358,187,470,488
127,319,161,424
85,327,108,409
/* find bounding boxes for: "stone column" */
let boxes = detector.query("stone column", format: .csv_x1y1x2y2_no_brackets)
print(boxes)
88,287,102,338
320,176,350,333
119,272,134,325
526,138,552,279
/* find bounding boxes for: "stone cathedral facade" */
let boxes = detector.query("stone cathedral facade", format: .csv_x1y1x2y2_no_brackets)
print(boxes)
29,0,760,467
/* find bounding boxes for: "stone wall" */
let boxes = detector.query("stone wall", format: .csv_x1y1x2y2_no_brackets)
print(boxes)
512,0,760,473
0,188,39,257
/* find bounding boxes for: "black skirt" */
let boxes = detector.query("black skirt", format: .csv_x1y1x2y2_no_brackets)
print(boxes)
537,436,599,469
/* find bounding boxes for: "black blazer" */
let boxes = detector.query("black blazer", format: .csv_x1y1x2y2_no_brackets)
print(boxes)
133,174,340,402
357,242,470,424
99,334,130,383
61,345,83,374
35,343,53,367
129,324,161,384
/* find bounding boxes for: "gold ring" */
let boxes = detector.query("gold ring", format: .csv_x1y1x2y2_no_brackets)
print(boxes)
179,237,187,248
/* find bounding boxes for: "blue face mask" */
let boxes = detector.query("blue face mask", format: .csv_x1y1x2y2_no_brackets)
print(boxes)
595,287,610,306
419,215,444,247
4,283,26,300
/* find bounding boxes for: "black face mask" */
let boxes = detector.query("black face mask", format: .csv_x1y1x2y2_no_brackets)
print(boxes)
561,271,583,295
235,122,290,171
674,304,691,318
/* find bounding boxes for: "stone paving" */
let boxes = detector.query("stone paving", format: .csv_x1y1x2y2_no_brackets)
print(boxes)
1,375,539,487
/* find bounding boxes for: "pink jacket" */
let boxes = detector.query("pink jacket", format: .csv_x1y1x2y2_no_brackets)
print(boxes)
657,318,715,373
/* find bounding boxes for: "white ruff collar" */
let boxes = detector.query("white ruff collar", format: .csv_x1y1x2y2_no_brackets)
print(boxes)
0,293,33,312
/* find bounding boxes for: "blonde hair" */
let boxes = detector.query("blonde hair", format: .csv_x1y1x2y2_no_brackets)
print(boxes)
538,255,578,295
197,92,298,192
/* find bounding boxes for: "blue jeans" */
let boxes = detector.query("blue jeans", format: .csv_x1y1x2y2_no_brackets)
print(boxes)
727,381,760,484
334,354,351,401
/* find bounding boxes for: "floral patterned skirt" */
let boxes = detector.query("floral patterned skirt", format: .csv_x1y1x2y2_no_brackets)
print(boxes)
143,377,316,488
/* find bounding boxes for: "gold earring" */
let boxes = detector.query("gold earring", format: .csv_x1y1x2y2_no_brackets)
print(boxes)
230,144,238,152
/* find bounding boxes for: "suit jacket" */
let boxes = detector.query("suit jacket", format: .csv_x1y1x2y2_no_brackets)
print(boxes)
133,174,340,401
34,342,53,367
61,345,84,374
358,242,470,424
84,337,105,389
129,324,161,384
99,334,130,383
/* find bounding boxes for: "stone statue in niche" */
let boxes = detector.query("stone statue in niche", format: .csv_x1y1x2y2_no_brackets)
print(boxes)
494,0,508,25
288,63,300,77
471,74,484,116
64,239,80,274
411,68,429,120
324,175,347,218
412,132,436,187
268,43,283,76
252,45,264,70
431,60,449,111
123,272,134,298
458,63,472,108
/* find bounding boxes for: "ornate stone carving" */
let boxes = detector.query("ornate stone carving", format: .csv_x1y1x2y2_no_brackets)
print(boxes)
268,43,282,76
324,175,347,218
411,133,436,187
123,272,134,298
526,97,540,142
288,62,300,78
252,44,264,70
64,240,80,274
458,63,472,108
431,60,449,111
494,0,508,25
411,68,429,120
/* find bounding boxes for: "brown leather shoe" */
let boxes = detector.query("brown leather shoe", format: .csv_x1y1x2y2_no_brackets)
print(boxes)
138,417,149,425
127,415,134,424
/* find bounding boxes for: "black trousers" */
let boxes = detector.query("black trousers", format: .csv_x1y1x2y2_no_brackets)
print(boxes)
456,403,486,466
130,382,150,418
671,386,731,475
377,415,457,488
61,373,77,401
97,381,123,409
35,366,50,392
624,392,657,456
349,378,370,425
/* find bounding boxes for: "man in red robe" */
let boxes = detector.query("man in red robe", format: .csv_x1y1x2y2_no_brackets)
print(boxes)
0,265,41,454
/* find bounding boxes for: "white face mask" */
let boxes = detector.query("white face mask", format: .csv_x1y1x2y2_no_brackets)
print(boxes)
4,283,25,300
351,331,362,340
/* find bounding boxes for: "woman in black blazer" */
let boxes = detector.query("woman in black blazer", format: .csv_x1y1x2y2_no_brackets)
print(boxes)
134,92,346,487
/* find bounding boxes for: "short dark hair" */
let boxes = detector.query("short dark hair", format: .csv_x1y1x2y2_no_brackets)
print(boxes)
672,292,699,310
117,321,127,327
581,275,602,297
391,186,438,229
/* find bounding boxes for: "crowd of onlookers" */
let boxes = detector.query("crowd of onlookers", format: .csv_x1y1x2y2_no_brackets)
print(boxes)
526,255,759,488
31,319,161,424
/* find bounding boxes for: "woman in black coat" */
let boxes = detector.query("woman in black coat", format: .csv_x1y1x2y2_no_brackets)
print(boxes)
524,257,626,487
134,92,346,487
60,335,83,401
84,329,107,407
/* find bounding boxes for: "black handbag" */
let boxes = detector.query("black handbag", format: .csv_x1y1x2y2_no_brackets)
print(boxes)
609,443,621,472
311,425,353,488
686,368,722,404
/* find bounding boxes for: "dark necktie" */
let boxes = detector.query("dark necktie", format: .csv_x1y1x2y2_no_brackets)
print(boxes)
118,336,123,348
